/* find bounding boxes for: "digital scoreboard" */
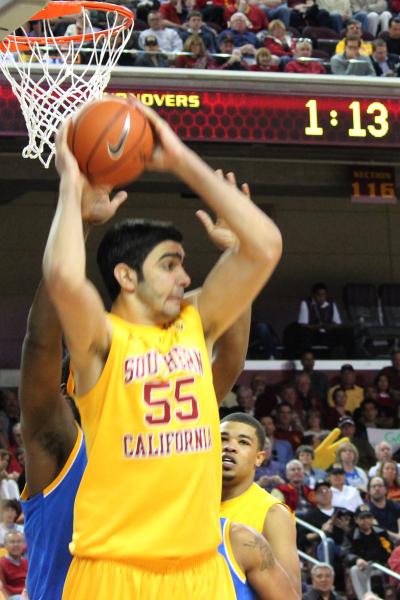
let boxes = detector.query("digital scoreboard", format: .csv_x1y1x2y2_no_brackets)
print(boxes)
0,74,399,148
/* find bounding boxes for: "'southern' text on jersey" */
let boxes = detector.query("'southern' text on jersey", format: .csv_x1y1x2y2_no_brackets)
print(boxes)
124,345,204,382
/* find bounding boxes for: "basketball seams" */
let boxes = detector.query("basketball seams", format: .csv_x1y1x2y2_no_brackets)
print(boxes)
86,104,130,179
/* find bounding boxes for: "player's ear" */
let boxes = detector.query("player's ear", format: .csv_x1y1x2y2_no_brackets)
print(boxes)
114,263,137,293
255,450,266,467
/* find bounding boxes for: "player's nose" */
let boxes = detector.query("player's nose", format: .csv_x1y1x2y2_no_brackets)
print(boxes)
178,268,191,289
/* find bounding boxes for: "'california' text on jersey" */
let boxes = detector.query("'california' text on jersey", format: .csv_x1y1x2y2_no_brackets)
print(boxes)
69,304,222,567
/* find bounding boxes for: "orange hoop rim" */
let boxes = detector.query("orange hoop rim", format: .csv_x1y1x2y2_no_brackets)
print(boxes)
0,1,134,52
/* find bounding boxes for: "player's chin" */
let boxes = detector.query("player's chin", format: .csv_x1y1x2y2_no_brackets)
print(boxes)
164,300,182,319
222,467,236,479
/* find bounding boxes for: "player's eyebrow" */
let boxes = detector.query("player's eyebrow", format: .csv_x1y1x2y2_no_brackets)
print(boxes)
158,252,185,262
238,434,253,442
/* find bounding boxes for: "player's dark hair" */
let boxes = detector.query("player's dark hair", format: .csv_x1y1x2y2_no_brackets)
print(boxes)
221,412,266,451
97,219,183,302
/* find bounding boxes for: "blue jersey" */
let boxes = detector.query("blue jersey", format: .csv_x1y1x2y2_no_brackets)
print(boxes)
21,425,87,600
219,518,255,600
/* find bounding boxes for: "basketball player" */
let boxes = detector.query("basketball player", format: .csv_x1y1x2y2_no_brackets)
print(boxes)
22,178,252,599
20,186,127,600
42,107,282,599
221,413,301,594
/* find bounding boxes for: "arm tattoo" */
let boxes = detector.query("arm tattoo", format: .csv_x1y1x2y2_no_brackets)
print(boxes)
243,535,275,571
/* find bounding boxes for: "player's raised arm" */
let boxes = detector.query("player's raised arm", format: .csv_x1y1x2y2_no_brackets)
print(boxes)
141,105,282,347
20,279,77,496
42,123,125,388
186,174,251,403
198,174,252,402
231,523,300,600
22,181,127,495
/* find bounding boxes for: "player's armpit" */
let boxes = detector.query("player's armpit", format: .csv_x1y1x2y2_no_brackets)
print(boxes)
232,523,300,600
185,287,250,404
263,503,301,595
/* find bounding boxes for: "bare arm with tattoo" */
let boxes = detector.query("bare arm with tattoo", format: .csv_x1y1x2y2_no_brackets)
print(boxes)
230,522,300,600
263,503,301,594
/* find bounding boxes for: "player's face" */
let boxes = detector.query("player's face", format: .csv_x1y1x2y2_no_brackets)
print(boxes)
137,241,191,324
220,421,265,484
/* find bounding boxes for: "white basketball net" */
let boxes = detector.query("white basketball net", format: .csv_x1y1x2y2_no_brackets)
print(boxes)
0,3,134,167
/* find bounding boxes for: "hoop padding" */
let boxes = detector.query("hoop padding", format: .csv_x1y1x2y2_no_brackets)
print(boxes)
0,1,134,168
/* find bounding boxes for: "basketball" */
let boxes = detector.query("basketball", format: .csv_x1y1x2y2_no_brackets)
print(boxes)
67,98,154,188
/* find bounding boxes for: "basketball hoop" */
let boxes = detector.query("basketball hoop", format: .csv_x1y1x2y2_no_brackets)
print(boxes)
0,1,134,167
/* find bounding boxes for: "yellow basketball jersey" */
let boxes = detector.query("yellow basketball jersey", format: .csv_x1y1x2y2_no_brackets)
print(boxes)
70,304,222,567
220,483,283,533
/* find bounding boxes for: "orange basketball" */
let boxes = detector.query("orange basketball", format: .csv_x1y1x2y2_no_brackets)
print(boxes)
67,98,154,188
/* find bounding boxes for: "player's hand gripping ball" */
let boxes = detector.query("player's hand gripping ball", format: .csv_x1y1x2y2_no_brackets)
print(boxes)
67,98,154,187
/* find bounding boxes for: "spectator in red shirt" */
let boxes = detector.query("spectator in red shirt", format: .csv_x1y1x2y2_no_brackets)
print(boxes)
225,0,269,32
160,0,185,28
0,531,27,599
264,18,295,58
325,387,352,429
284,38,327,73
275,459,315,515
274,402,303,450
175,34,217,68
250,46,279,70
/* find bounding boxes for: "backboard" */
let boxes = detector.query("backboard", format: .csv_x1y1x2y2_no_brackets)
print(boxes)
0,0,48,40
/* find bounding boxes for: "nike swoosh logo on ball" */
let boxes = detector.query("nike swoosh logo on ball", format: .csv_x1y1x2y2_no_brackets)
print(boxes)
108,113,131,160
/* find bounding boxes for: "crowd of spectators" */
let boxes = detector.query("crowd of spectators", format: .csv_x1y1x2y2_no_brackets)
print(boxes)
221,351,400,597
0,391,28,599
14,0,400,76
1,350,400,596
